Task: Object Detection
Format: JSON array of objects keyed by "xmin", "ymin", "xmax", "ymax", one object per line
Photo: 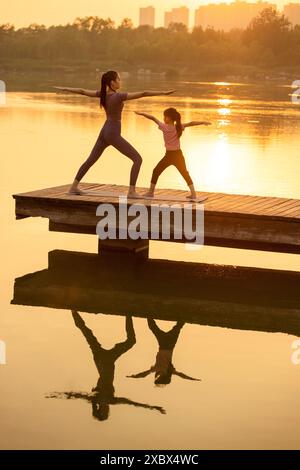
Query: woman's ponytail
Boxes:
[
  {"xmin": 99, "ymin": 70, "xmax": 118, "ymax": 109},
  {"xmin": 100, "ymin": 74, "xmax": 107, "ymax": 109}
]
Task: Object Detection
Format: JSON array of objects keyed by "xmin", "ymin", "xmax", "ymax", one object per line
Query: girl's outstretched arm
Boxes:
[
  {"xmin": 126, "ymin": 366, "xmax": 155, "ymax": 378},
  {"xmin": 173, "ymin": 370, "xmax": 201, "ymax": 381},
  {"xmin": 183, "ymin": 120, "xmax": 212, "ymax": 128},
  {"xmin": 53, "ymin": 86, "xmax": 99, "ymax": 97},
  {"xmin": 125, "ymin": 89, "xmax": 175, "ymax": 101},
  {"xmin": 135, "ymin": 111, "xmax": 160, "ymax": 125}
]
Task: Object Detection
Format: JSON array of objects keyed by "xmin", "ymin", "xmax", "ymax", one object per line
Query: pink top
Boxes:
[{"xmin": 157, "ymin": 121, "xmax": 185, "ymax": 151}]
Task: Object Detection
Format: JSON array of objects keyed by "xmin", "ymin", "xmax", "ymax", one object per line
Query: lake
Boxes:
[{"xmin": 0, "ymin": 80, "xmax": 300, "ymax": 449}]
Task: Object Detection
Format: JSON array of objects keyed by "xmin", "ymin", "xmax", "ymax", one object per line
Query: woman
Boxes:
[
  {"xmin": 48, "ymin": 312, "xmax": 165, "ymax": 421},
  {"xmin": 53, "ymin": 71, "xmax": 175, "ymax": 197}
]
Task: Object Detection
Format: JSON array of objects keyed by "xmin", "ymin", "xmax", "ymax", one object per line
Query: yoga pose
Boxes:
[
  {"xmin": 127, "ymin": 319, "xmax": 200, "ymax": 386},
  {"xmin": 136, "ymin": 108, "xmax": 211, "ymax": 200},
  {"xmin": 48, "ymin": 312, "xmax": 165, "ymax": 421},
  {"xmin": 53, "ymin": 71, "xmax": 174, "ymax": 197}
]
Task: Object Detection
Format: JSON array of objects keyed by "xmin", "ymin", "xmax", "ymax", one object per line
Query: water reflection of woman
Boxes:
[
  {"xmin": 127, "ymin": 319, "xmax": 200, "ymax": 386},
  {"xmin": 48, "ymin": 311, "xmax": 165, "ymax": 420}
]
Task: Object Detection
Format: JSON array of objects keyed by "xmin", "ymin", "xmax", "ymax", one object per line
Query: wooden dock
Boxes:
[{"xmin": 13, "ymin": 183, "xmax": 300, "ymax": 256}]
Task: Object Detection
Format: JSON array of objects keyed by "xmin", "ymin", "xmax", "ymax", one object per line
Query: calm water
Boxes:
[{"xmin": 1, "ymin": 82, "xmax": 300, "ymax": 449}]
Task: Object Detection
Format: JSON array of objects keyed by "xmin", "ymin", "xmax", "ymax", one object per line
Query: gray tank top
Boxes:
[{"xmin": 97, "ymin": 91, "xmax": 128, "ymax": 121}]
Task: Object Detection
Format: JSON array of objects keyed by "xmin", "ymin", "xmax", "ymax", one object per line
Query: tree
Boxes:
[
  {"xmin": 167, "ymin": 22, "xmax": 188, "ymax": 34},
  {"xmin": 119, "ymin": 18, "xmax": 133, "ymax": 29},
  {"xmin": 243, "ymin": 7, "xmax": 291, "ymax": 53},
  {"xmin": 73, "ymin": 16, "xmax": 115, "ymax": 32}
]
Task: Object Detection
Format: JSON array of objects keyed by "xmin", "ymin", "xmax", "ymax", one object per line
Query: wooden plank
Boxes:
[
  {"xmin": 204, "ymin": 203, "xmax": 300, "ymax": 222},
  {"xmin": 214, "ymin": 196, "xmax": 290, "ymax": 214},
  {"xmin": 260, "ymin": 200, "xmax": 300, "ymax": 216},
  {"xmin": 274, "ymin": 206, "xmax": 300, "ymax": 218},
  {"xmin": 252, "ymin": 198, "xmax": 297, "ymax": 215},
  {"xmin": 209, "ymin": 195, "xmax": 263, "ymax": 212},
  {"xmin": 204, "ymin": 197, "xmax": 241, "ymax": 211},
  {"xmin": 14, "ymin": 183, "xmax": 100, "ymax": 200},
  {"xmin": 237, "ymin": 199, "xmax": 292, "ymax": 215},
  {"xmin": 222, "ymin": 196, "xmax": 282, "ymax": 212},
  {"xmin": 56, "ymin": 183, "xmax": 107, "ymax": 200},
  {"xmin": 13, "ymin": 184, "xmax": 70, "ymax": 198},
  {"xmin": 207, "ymin": 194, "xmax": 266, "ymax": 209},
  {"xmin": 202, "ymin": 193, "xmax": 230, "ymax": 203}
]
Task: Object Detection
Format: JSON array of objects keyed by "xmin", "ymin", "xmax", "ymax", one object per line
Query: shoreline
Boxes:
[{"xmin": 1, "ymin": 59, "xmax": 300, "ymax": 91}]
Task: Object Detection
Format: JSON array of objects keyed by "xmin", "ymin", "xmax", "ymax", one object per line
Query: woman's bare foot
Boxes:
[
  {"xmin": 127, "ymin": 190, "xmax": 141, "ymax": 198},
  {"xmin": 186, "ymin": 193, "xmax": 197, "ymax": 200}
]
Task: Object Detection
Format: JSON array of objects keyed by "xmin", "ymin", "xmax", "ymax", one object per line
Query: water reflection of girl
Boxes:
[{"xmin": 127, "ymin": 319, "xmax": 201, "ymax": 386}]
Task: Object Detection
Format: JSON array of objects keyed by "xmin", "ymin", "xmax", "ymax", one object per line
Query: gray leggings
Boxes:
[{"xmin": 75, "ymin": 120, "xmax": 142, "ymax": 186}]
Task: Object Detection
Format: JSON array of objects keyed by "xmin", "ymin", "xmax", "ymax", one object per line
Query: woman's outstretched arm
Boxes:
[
  {"xmin": 135, "ymin": 111, "xmax": 160, "ymax": 125},
  {"xmin": 125, "ymin": 89, "xmax": 175, "ymax": 101},
  {"xmin": 183, "ymin": 120, "xmax": 212, "ymax": 128},
  {"xmin": 53, "ymin": 86, "xmax": 99, "ymax": 97}
]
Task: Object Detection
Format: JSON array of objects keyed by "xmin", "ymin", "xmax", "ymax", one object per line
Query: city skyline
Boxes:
[
  {"xmin": 194, "ymin": 1, "xmax": 278, "ymax": 31},
  {"xmin": 139, "ymin": 1, "xmax": 300, "ymax": 30},
  {"xmin": 139, "ymin": 6, "xmax": 155, "ymax": 27},
  {"xmin": 164, "ymin": 6, "xmax": 189, "ymax": 28},
  {"xmin": 1, "ymin": 0, "xmax": 299, "ymax": 29}
]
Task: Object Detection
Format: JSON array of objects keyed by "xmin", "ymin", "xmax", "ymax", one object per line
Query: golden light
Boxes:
[
  {"xmin": 218, "ymin": 108, "xmax": 231, "ymax": 116},
  {"xmin": 213, "ymin": 81, "xmax": 231, "ymax": 86},
  {"xmin": 218, "ymin": 119, "xmax": 231, "ymax": 126},
  {"xmin": 205, "ymin": 133, "xmax": 232, "ymax": 187},
  {"xmin": 218, "ymin": 98, "xmax": 232, "ymax": 106}
]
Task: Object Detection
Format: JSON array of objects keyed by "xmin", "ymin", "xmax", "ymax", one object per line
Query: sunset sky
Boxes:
[{"xmin": 2, "ymin": 0, "xmax": 288, "ymax": 29}]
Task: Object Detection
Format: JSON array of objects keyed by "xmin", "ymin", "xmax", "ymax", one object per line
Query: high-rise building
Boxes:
[
  {"xmin": 284, "ymin": 3, "xmax": 300, "ymax": 26},
  {"xmin": 139, "ymin": 6, "xmax": 155, "ymax": 27},
  {"xmin": 164, "ymin": 11, "xmax": 173, "ymax": 28},
  {"xmin": 164, "ymin": 6, "xmax": 189, "ymax": 28},
  {"xmin": 194, "ymin": 1, "xmax": 277, "ymax": 31}
]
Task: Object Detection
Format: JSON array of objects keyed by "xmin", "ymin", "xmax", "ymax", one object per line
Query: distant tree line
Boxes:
[{"xmin": 0, "ymin": 8, "xmax": 299, "ymax": 67}]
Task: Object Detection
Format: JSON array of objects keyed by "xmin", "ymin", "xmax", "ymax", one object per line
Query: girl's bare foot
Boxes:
[
  {"xmin": 143, "ymin": 191, "xmax": 154, "ymax": 198},
  {"xmin": 68, "ymin": 188, "xmax": 84, "ymax": 195},
  {"xmin": 186, "ymin": 193, "xmax": 197, "ymax": 200}
]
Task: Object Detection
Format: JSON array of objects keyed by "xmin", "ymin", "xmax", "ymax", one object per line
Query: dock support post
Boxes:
[{"xmin": 98, "ymin": 238, "xmax": 149, "ymax": 259}]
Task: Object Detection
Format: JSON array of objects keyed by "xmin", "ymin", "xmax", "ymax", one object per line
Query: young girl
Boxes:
[
  {"xmin": 135, "ymin": 108, "xmax": 211, "ymax": 200},
  {"xmin": 127, "ymin": 319, "xmax": 200, "ymax": 386}
]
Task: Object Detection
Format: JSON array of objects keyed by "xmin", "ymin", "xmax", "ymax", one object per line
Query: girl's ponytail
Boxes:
[
  {"xmin": 175, "ymin": 110, "xmax": 182, "ymax": 138},
  {"xmin": 164, "ymin": 107, "xmax": 183, "ymax": 138}
]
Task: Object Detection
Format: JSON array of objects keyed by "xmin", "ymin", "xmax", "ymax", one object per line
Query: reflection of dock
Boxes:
[
  {"xmin": 12, "ymin": 250, "xmax": 300, "ymax": 336},
  {"xmin": 13, "ymin": 183, "xmax": 300, "ymax": 256}
]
